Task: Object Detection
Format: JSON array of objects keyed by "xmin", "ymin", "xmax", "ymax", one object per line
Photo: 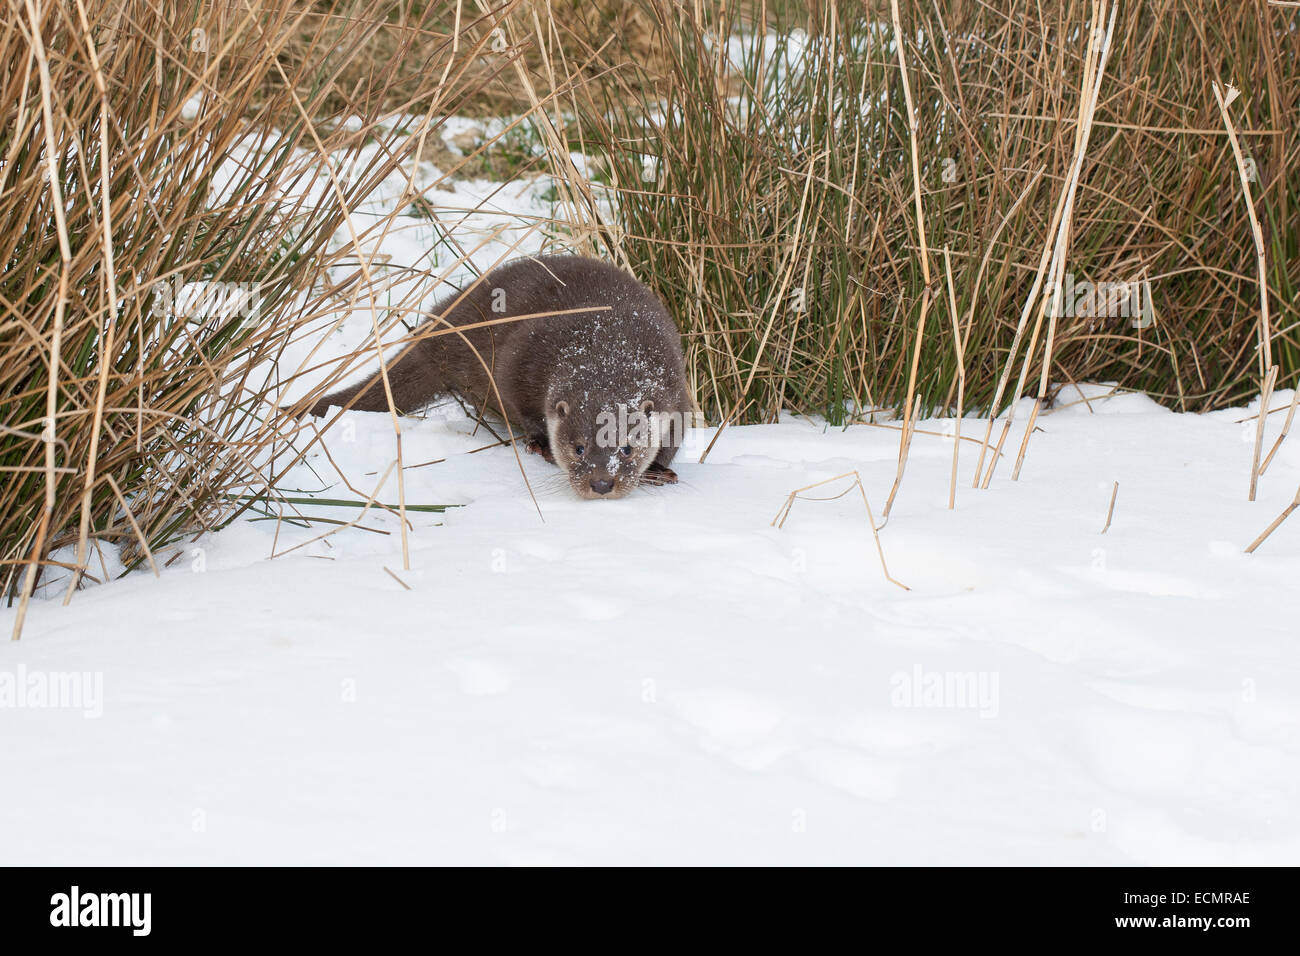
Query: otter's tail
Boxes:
[{"xmin": 308, "ymin": 340, "xmax": 442, "ymax": 417}]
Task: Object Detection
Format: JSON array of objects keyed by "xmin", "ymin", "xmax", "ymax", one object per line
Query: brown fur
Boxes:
[{"xmin": 310, "ymin": 255, "xmax": 691, "ymax": 499}]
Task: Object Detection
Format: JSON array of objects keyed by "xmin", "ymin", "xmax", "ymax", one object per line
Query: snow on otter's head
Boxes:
[
  {"xmin": 545, "ymin": 395, "xmax": 664, "ymax": 500},
  {"xmin": 542, "ymin": 344, "xmax": 677, "ymax": 499}
]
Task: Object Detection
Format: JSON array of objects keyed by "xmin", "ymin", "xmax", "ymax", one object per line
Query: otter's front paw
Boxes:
[
  {"xmin": 525, "ymin": 436, "xmax": 555, "ymax": 464},
  {"xmin": 641, "ymin": 463, "xmax": 678, "ymax": 486}
]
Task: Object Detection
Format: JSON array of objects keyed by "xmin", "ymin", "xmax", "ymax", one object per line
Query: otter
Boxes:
[{"xmin": 308, "ymin": 255, "xmax": 691, "ymax": 500}]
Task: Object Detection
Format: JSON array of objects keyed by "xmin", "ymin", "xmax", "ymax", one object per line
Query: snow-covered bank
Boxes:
[{"xmin": 3, "ymin": 386, "xmax": 1298, "ymax": 864}]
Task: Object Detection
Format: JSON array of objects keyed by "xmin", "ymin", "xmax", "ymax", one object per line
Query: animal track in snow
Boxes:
[
  {"xmin": 446, "ymin": 658, "xmax": 512, "ymax": 696},
  {"xmin": 670, "ymin": 688, "xmax": 789, "ymax": 770},
  {"xmin": 799, "ymin": 746, "xmax": 900, "ymax": 801}
]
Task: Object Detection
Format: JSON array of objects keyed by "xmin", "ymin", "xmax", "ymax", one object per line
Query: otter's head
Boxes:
[{"xmin": 546, "ymin": 397, "xmax": 664, "ymax": 500}]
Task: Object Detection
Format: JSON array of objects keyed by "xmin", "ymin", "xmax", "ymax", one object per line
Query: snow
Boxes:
[
  {"xmin": 3, "ymin": 121, "xmax": 1298, "ymax": 865},
  {"xmin": 4, "ymin": 381, "xmax": 1298, "ymax": 864}
]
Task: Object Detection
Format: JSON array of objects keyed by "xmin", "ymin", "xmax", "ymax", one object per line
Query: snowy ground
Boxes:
[
  {"xmin": 3, "ymin": 116, "xmax": 1299, "ymax": 865},
  {"xmin": 3, "ymin": 382, "xmax": 1299, "ymax": 864}
]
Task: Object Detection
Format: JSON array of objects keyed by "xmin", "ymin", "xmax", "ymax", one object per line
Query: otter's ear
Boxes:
[
  {"xmin": 554, "ymin": 400, "xmax": 569, "ymax": 418},
  {"xmin": 640, "ymin": 399, "xmax": 655, "ymax": 416}
]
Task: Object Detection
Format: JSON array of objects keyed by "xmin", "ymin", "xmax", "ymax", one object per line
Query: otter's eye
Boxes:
[
  {"xmin": 619, "ymin": 445, "xmax": 632, "ymax": 457},
  {"xmin": 574, "ymin": 444, "xmax": 586, "ymax": 458}
]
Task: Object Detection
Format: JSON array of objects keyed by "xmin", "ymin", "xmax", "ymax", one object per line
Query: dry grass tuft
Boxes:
[
  {"xmin": 545, "ymin": 0, "xmax": 1300, "ymax": 434},
  {"xmin": 1, "ymin": 0, "xmax": 538, "ymax": 635}
]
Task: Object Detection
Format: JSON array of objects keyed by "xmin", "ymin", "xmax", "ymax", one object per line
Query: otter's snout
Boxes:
[{"xmin": 589, "ymin": 477, "xmax": 615, "ymax": 496}]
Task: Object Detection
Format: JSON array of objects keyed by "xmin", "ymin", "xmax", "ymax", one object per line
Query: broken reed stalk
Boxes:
[
  {"xmin": 771, "ymin": 471, "xmax": 909, "ymax": 591},
  {"xmin": 383, "ymin": 566, "xmax": 412, "ymax": 590},
  {"xmin": 882, "ymin": 0, "xmax": 932, "ymax": 519},
  {"xmin": 883, "ymin": 296, "xmax": 931, "ymax": 517},
  {"xmin": 1100, "ymin": 480, "xmax": 1119, "ymax": 533},
  {"xmin": 1010, "ymin": 0, "xmax": 1117, "ymax": 482},
  {"xmin": 943, "ymin": 247, "xmax": 964, "ymax": 510},
  {"xmin": 1212, "ymin": 80, "xmax": 1277, "ymax": 500},
  {"xmin": 1245, "ymin": 482, "xmax": 1300, "ymax": 553},
  {"xmin": 1250, "ymin": 365, "xmax": 1279, "ymax": 500},
  {"xmin": 1259, "ymin": 384, "xmax": 1300, "ymax": 474}
]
